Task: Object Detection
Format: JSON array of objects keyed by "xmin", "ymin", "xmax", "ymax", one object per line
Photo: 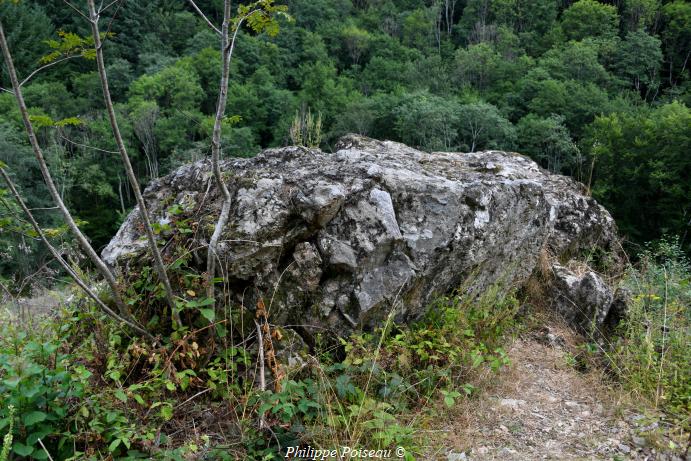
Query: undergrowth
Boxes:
[
  {"xmin": 0, "ymin": 280, "xmax": 521, "ymax": 460},
  {"xmin": 607, "ymin": 238, "xmax": 690, "ymax": 432}
]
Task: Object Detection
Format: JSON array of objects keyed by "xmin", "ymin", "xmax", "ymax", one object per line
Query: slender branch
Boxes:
[
  {"xmin": 186, "ymin": 0, "xmax": 222, "ymax": 36},
  {"xmin": 62, "ymin": 0, "xmax": 91, "ymax": 22},
  {"xmin": 85, "ymin": 0, "xmax": 180, "ymax": 327},
  {"xmin": 99, "ymin": 0, "xmax": 121, "ymax": 13},
  {"xmin": 1, "ymin": 168, "xmax": 153, "ymax": 340},
  {"xmin": 0, "ymin": 87, "xmax": 12, "ymax": 94},
  {"xmin": 0, "ymin": 17, "xmax": 133, "ymax": 318},
  {"xmin": 37, "ymin": 439, "xmax": 54, "ymax": 461},
  {"xmin": 19, "ymin": 55, "xmax": 80, "ymax": 88},
  {"xmin": 206, "ymin": 0, "xmax": 234, "ymax": 304},
  {"xmin": 59, "ymin": 135, "xmax": 119, "ymax": 154},
  {"xmin": 254, "ymin": 319, "xmax": 267, "ymax": 430}
]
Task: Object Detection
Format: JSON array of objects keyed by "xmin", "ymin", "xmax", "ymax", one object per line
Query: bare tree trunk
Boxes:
[
  {"xmin": 133, "ymin": 105, "xmax": 160, "ymax": 180},
  {"xmin": 85, "ymin": 0, "xmax": 180, "ymax": 327},
  {"xmin": 0, "ymin": 168, "xmax": 153, "ymax": 340},
  {"xmin": 0, "ymin": 18, "xmax": 133, "ymax": 319},
  {"xmin": 206, "ymin": 0, "xmax": 235, "ymax": 306},
  {"xmin": 117, "ymin": 174, "xmax": 126, "ymax": 214}
]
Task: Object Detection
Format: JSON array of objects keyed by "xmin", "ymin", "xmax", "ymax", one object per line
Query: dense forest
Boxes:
[{"xmin": 0, "ymin": 0, "xmax": 689, "ymax": 280}]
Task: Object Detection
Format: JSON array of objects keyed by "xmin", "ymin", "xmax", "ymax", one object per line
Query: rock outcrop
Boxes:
[{"xmin": 103, "ymin": 135, "xmax": 622, "ymax": 335}]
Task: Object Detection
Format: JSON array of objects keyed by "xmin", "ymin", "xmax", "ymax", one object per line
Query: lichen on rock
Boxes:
[{"xmin": 103, "ymin": 135, "xmax": 622, "ymax": 336}]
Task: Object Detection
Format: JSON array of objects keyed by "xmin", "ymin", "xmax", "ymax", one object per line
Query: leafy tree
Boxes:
[
  {"xmin": 456, "ymin": 101, "xmax": 516, "ymax": 152},
  {"xmin": 660, "ymin": 1, "xmax": 691, "ymax": 86},
  {"xmin": 402, "ymin": 8, "xmax": 436, "ymax": 50},
  {"xmin": 457, "ymin": 0, "xmax": 494, "ymax": 45},
  {"xmin": 341, "ymin": 24, "xmax": 371, "ymax": 66},
  {"xmin": 622, "ymin": 0, "xmax": 660, "ymax": 32},
  {"xmin": 587, "ymin": 102, "xmax": 691, "ymax": 250},
  {"xmin": 539, "ymin": 40, "xmax": 610, "ymax": 86},
  {"xmin": 560, "ymin": 0, "xmax": 619, "ymax": 42},
  {"xmin": 128, "ymin": 62, "xmax": 204, "ymax": 113},
  {"xmin": 517, "ymin": 114, "xmax": 581, "ymax": 174},
  {"xmin": 454, "ymin": 43, "xmax": 503, "ymax": 92},
  {"xmin": 394, "ymin": 91, "xmax": 461, "ymax": 151},
  {"xmin": 0, "ymin": 1, "xmax": 54, "ymax": 86},
  {"xmin": 493, "ymin": 0, "xmax": 557, "ymax": 37},
  {"xmin": 517, "ymin": 71, "xmax": 611, "ymax": 135},
  {"xmin": 612, "ymin": 30, "xmax": 662, "ymax": 97}
]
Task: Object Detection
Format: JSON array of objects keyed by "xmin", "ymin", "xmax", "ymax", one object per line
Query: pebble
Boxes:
[
  {"xmin": 617, "ymin": 443, "xmax": 631, "ymax": 454},
  {"xmin": 500, "ymin": 398, "xmax": 526, "ymax": 407},
  {"xmin": 633, "ymin": 436, "xmax": 647, "ymax": 448}
]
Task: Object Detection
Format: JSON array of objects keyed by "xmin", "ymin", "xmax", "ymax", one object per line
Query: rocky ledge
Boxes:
[{"xmin": 103, "ymin": 135, "xmax": 623, "ymax": 335}]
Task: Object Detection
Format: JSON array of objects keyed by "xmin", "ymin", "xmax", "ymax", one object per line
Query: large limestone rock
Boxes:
[{"xmin": 103, "ymin": 135, "xmax": 621, "ymax": 334}]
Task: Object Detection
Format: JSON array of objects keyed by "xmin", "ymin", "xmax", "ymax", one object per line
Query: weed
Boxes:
[{"xmin": 608, "ymin": 237, "xmax": 690, "ymax": 430}]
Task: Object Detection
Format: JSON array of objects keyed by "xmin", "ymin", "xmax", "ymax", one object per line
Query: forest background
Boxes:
[{"xmin": 0, "ymin": 0, "xmax": 689, "ymax": 283}]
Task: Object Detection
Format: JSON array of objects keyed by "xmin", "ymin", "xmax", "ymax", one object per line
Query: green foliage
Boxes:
[
  {"xmin": 41, "ymin": 30, "xmax": 100, "ymax": 63},
  {"xmin": 0, "ymin": 321, "xmax": 88, "ymax": 460},
  {"xmin": 587, "ymin": 102, "xmax": 691, "ymax": 251},
  {"xmin": 393, "ymin": 91, "xmax": 460, "ymax": 151},
  {"xmin": 608, "ymin": 238, "xmax": 691, "ymax": 427},
  {"xmin": 517, "ymin": 114, "xmax": 580, "ymax": 175},
  {"xmin": 560, "ymin": 0, "xmax": 619, "ymax": 42},
  {"xmin": 612, "ymin": 31, "xmax": 662, "ymax": 96},
  {"xmin": 1, "ymin": 0, "xmax": 688, "ymax": 265}
]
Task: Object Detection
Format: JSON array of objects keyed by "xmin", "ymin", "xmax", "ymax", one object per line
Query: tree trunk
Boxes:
[
  {"xmin": 0, "ymin": 168, "xmax": 152, "ymax": 340},
  {"xmin": 206, "ymin": 0, "xmax": 235, "ymax": 305},
  {"xmin": 0, "ymin": 18, "xmax": 132, "ymax": 319},
  {"xmin": 85, "ymin": 0, "xmax": 180, "ymax": 326}
]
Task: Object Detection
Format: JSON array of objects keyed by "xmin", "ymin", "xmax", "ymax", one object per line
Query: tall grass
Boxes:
[{"xmin": 609, "ymin": 238, "xmax": 690, "ymax": 428}]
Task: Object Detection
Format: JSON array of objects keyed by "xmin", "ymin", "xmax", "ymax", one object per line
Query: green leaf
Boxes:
[
  {"xmin": 32, "ymin": 448, "xmax": 49, "ymax": 460},
  {"xmin": 23, "ymin": 411, "xmax": 48, "ymax": 426},
  {"xmin": 13, "ymin": 442, "xmax": 34, "ymax": 457},
  {"xmin": 27, "ymin": 428, "xmax": 53, "ymax": 445},
  {"xmin": 3, "ymin": 376, "xmax": 21, "ymax": 389},
  {"xmin": 114, "ymin": 389, "xmax": 127, "ymax": 402},
  {"xmin": 160, "ymin": 404, "xmax": 173, "ymax": 421},
  {"xmin": 199, "ymin": 308, "xmax": 215, "ymax": 323},
  {"xmin": 108, "ymin": 438, "xmax": 121, "ymax": 452}
]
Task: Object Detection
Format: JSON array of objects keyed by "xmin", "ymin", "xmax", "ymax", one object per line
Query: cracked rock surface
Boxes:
[{"xmin": 103, "ymin": 135, "xmax": 620, "ymax": 333}]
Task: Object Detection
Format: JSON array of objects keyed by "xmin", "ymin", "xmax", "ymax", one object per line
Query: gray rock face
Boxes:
[
  {"xmin": 103, "ymin": 135, "xmax": 620, "ymax": 333},
  {"xmin": 550, "ymin": 264, "xmax": 615, "ymax": 331}
]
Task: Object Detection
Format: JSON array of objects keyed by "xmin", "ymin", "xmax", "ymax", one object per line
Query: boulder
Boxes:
[
  {"xmin": 103, "ymin": 135, "xmax": 621, "ymax": 335},
  {"xmin": 549, "ymin": 264, "xmax": 615, "ymax": 332}
]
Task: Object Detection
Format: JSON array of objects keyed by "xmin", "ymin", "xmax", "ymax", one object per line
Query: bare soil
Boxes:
[{"xmin": 426, "ymin": 323, "xmax": 689, "ymax": 461}]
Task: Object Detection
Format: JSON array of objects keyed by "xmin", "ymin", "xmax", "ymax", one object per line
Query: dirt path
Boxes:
[{"xmin": 432, "ymin": 324, "xmax": 688, "ymax": 461}]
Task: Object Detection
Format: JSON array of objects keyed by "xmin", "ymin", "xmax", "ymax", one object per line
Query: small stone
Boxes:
[
  {"xmin": 617, "ymin": 444, "xmax": 631, "ymax": 454},
  {"xmin": 500, "ymin": 398, "xmax": 526, "ymax": 408},
  {"xmin": 447, "ymin": 452, "xmax": 467, "ymax": 461},
  {"xmin": 632, "ymin": 436, "xmax": 647, "ymax": 448}
]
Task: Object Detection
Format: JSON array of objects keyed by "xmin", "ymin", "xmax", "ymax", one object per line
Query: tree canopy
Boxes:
[{"xmin": 0, "ymin": 0, "xmax": 689, "ymax": 280}]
